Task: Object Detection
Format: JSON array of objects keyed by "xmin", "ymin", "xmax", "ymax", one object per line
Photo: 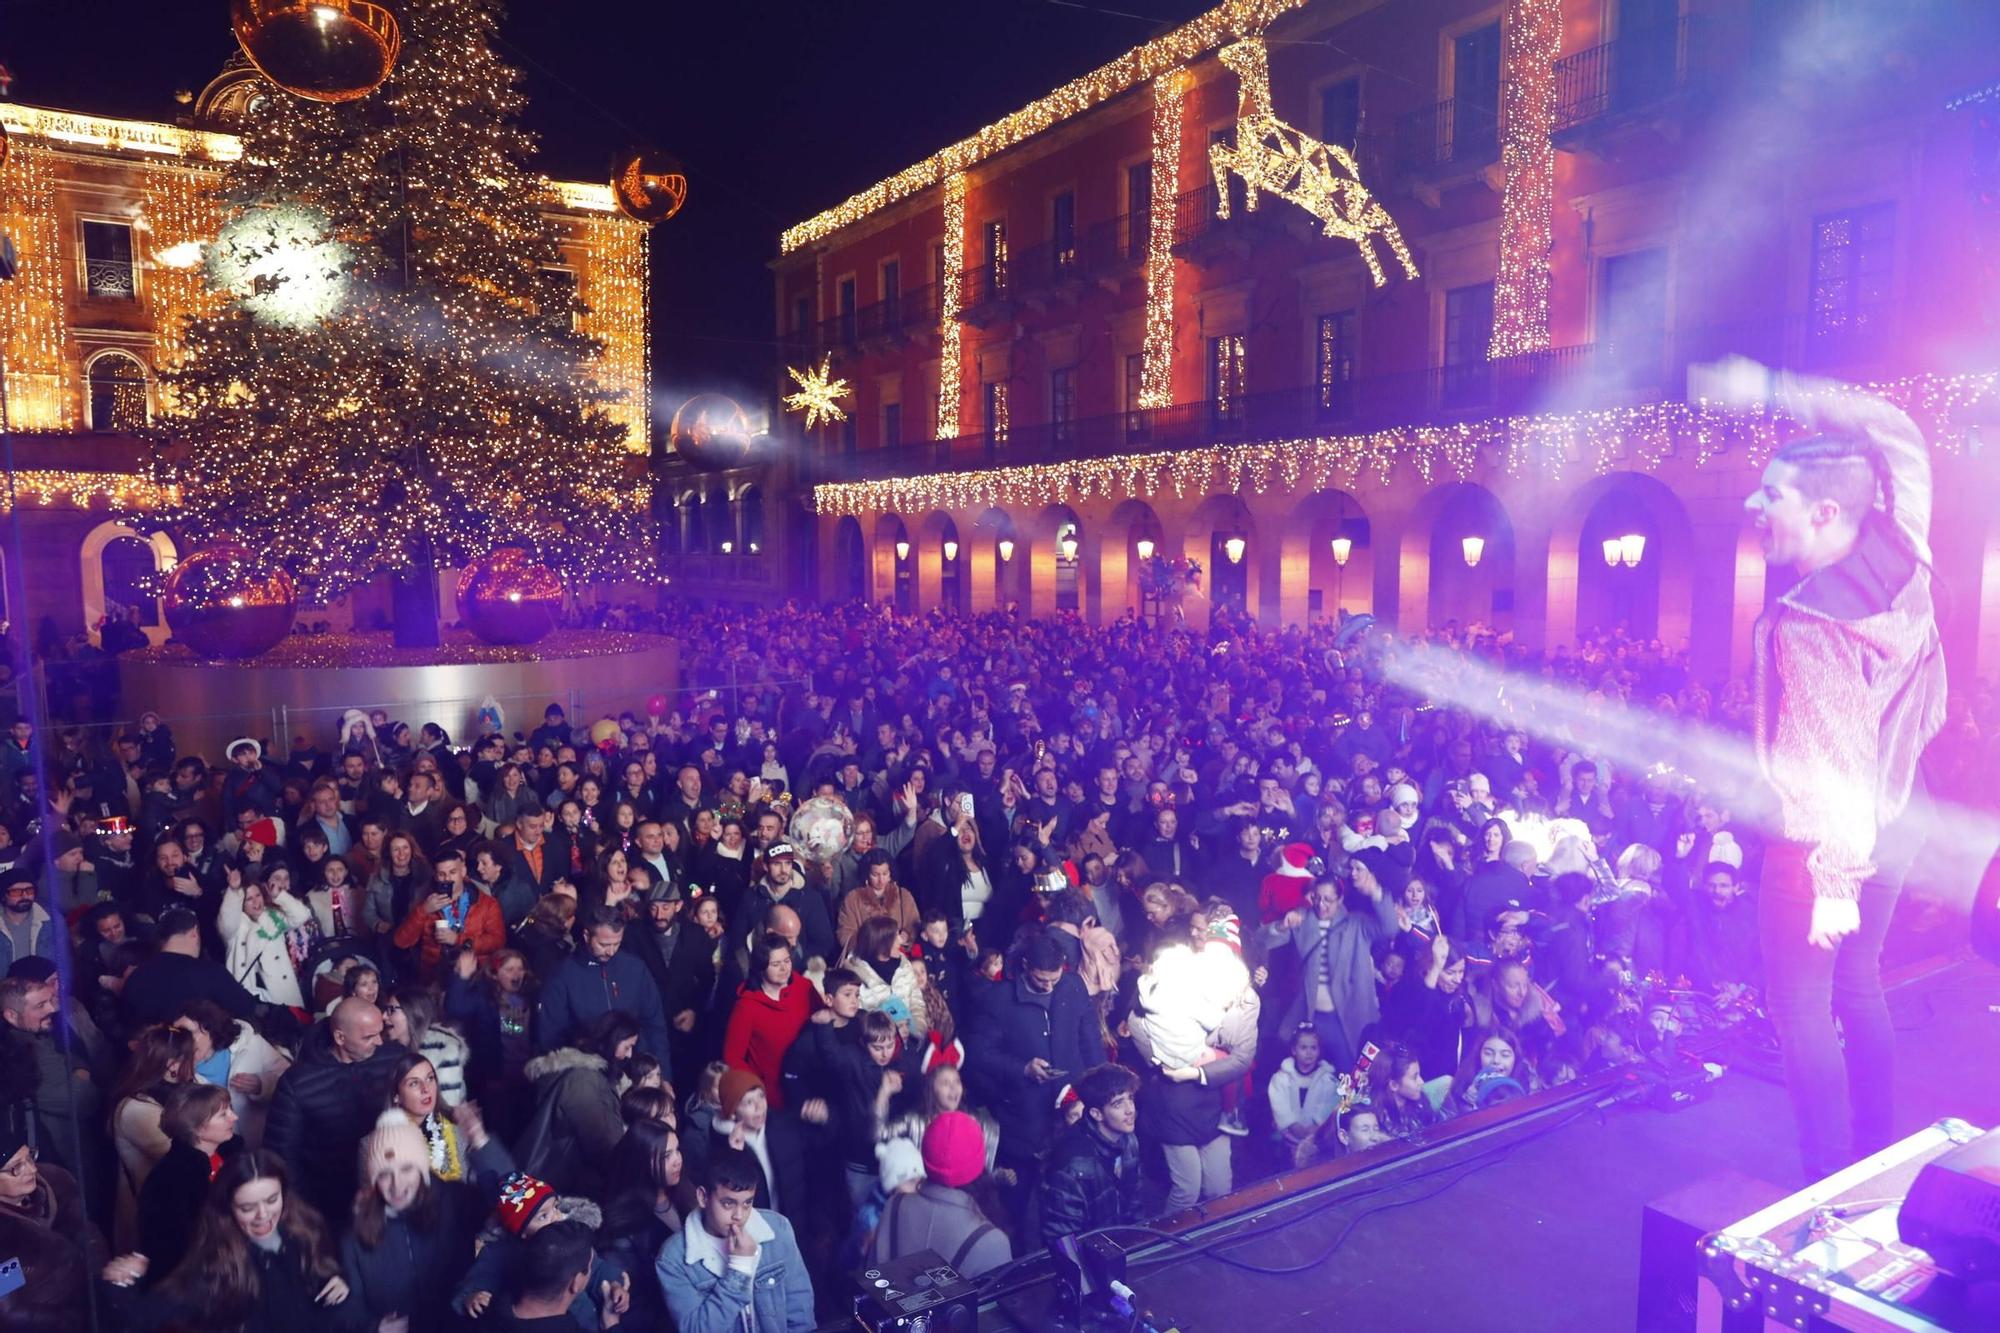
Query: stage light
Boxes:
[
  {"xmin": 1223, "ymin": 535, "xmax": 1246, "ymax": 564},
  {"xmin": 943, "ymin": 539, "xmax": 958, "ymax": 561},
  {"xmin": 1136, "ymin": 538, "xmax": 1156, "ymax": 560},
  {"xmin": 1462, "ymin": 535, "xmax": 1485, "ymax": 568},
  {"xmin": 998, "ymin": 538, "xmax": 1015, "ymax": 562},
  {"xmin": 895, "ymin": 539, "xmax": 911, "ymax": 561},
  {"xmin": 1331, "ymin": 535, "xmax": 1352, "ymax": 567}
]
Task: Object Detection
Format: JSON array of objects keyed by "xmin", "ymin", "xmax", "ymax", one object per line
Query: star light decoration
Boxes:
[{"xmin": 782, "ymin": 354, "xmax": 851, "ymax": 430}]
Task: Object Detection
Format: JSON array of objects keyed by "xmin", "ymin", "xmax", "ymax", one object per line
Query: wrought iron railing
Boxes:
[
  {"xmin": 1554, "ymin": 16, "xmax": 1700, "ymax": 132},
  {"xmin": 1394, "ymin": 97, "xmax": 1501, "ymax": 174}
]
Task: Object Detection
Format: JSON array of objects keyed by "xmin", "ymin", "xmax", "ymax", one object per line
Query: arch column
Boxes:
[
  {"xmin": 1686, "ymin": 513, "xmax": 1744, "ymax": 681},
  {"xmin": 1094, "ymin": 536, "xmax": 1127, "ymax": 625},
  {"xmin": 1518, "ymin": 515, "xmax": 1563, "ymax": 652},
  {"xmin": 967, "ymin": 534, "xmax": 998, "ymax": 614}
]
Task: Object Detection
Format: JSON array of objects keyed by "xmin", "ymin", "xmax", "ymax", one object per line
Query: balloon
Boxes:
[
  {"xmin": 589, "ymin": 719, "xmax": 620, "ymax": 746},
  {"xmin": 788, "ymin": 796, "xmax": 856, "ymax": 863},
  {"xmin": 646, "ymin": 693, "xmax": 668, "ymax": 717}
]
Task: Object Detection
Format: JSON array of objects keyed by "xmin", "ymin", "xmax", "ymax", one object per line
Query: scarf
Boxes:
[{"xmin": 421, "ymin": 1112, "xmax": 465, "ymax": 1181}]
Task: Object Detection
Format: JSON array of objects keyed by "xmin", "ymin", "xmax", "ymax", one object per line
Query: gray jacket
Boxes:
[
  {"xmin": 876, "ymin": 1182, "xmax": 1012, "ymax": 1278},
  {"xmin": 1265, "ymin": 891, "xmax": 1398, "ymax": 1043}
]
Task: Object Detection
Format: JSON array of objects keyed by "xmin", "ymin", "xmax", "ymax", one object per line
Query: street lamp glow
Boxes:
[
  {"xmin": 1060, "ymin": 534, "xmax": 1079, "ymax": 561},
  {"xmin": 1620, "ymin": 533, "xmax": 1646, "ymax": 567},
  {"xmin": 997, "ymin": 538, "xmax": 1015, "ymax": 562},
  {"xmin": 1223, "ymin": 535, "xmax": 1246, "ymax": 565},
  {"xmin": 1135, "ymin": 538, "xmax": 1156, "ymax": 560},
  {"xmin": 894, "ymin": 539, "xmax": 910, "ymax": 561},
  {"xmin": 1461, "ymin": 535, "xmax": 1485, "ymax": 568},
  {"xmin": 943, "ymin": 539, "xmax": 959, "ymax": 561},
  {"xmin": 1330, "ymin": 536, "xmax": 1352, "ymax": 567}
]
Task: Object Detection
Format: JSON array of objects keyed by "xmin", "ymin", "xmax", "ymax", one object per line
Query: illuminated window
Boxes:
[
  {"xmin": 1319, "ymin": 77, "xmax": 1361, "ymax": 150},
  {"xmin": 1051, "ymin": 192, "xmax": 1077, "ymax": 273},
  {"xmin": 1208, "ymin": 334, "xmax": 1246, "ymax": 430},
  {"xmin": 983, "ymin": 220, "xmax": 1008, "ymax": 293},
  {"xmin": 86, "ymin": 351, "xmax": 149, "ymax": 432},
  {"xmin": 1810, "ymin": 203, "xmax": 1894, "ymax": 336},
  {"xmin": 82, "ymin": 220, "xmax": 137, "ymax": 300},
  {"xmin": 983, "ymin": 381, "xmax": 1009, "ymax": 446},
  {"xmin": 1124, "ymin": 352, "xmax": 1149, "ymax": 440},
  {"xmin": 1317, "ymin": 311, "xmax": 1355, "ymax": 416}
]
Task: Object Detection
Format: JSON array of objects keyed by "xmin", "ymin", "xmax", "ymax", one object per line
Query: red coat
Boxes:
[
  {"xmin": 393, "ymin": 889, "xmax": 505, "ymax": 979},
  {"xmin": 722, "ymin": 975, "xmax": 818, "ymax": 1109}
]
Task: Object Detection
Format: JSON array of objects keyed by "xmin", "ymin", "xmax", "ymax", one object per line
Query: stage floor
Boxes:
[{"xmin": 985, "ymin": 953, "xmax": 2000, "ymax": 1333}]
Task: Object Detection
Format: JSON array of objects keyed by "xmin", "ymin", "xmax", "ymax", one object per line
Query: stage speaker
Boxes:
[{"xmin": 1638, "ymin": 1170, "xmax": 1786, "ymax": 1332}]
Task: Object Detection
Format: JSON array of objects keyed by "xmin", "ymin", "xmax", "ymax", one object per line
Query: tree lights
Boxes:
[
  {"xmin": 937, "ymin": 173, "xmax": 966, "ymax": 441},
  {"xmin": 1140, "ymin": 69, "xmax": 1187, "ymax": 410},
  {"xmin": 1488, "ymin": 0, "xmax": 1561, "ymax": 359}
]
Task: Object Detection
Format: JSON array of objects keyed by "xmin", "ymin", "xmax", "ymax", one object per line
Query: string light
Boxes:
[
  {"xmin": 140, "ymin": 161, "xmax": 228, "ymax": 381},
  {"xmin": 0, "ymin": 143, "xmax": 76, "ymax": 429},
  {"xmin": 127, "ymin": 626, "xmax": 661, "ymax": 669},
  {"xmin": 937, "ymin": 172, "xmax": 966, "ymax": 440},
  {"xmin": 1140, "ymin": 69, "xmax": 1186, "ymax": 409},
  {"xmin": 577, "ymin": 215, "xmax": 651, "ymax": 452},
  {"xmin": 1210, "ymin": 38, "xmax": 1416, "ymax": 286},
  {"xmin": 783, "ymin": 354, "xmax": 851, "ymax": 429},
  {"xmin": 0, "ymin": 103, "xmax": 240, "ymax": 162},
  {"xmin": 1488, "ymin": 0, "xmax": 1561, "ymax": 358},
  {"xmin": 777, "ymin": 0, "xmax": 1305, "ymax": 254},
  {"xmin": 0, "ymin": 471, "xmax": 177, "ymax": 512},
  {"xmin": 810, "ymin": 369, "xmax": 1999, "ymax": 516}
]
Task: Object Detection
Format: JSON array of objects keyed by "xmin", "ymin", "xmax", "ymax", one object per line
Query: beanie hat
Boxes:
[
  {"xmin": 495, "ymin": 1171, "xmax": 557, "ymax": 1235},
  {"xmin": 1203, "ymin": 909, "xmax": 1243, "ymax": 954},
  {"xmin": 363, "ymin": 1111, "xmax": 431, "ymax": 1187},
  {"xmin": 1709, "ymin": 831, "xmax": 1744, "ymax": 870},
  {"xmin": 876, "ymin": 1135, "xmax": 925, "ymax": 1193},
  {"xmin": 718, "ymin": 1067, "xmax": 765, "ymax": 1120},
  {"xmin": 922, "ymin": 1111, "xmax": 987, "ymax": 1189},
  {"xmin": 1387, "ymin": 783, "xmax": 1422, "ymax": 809}
]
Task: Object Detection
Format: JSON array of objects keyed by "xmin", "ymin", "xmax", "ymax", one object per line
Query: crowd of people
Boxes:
[{"xmin": 0, "ymin": 595, "xmax": 1981, "ymax": 1331}]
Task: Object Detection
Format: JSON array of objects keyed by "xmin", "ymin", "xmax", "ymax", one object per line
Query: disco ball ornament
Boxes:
[
  {"xmin": 668, "ymin": 394, "xmax": 754, "ymax": 472},
  {"xmin": 788, "ymin": 795, "xmax": 856, "ymax": 864},
  {"xmin": 455, "ymin": 546, "xmax": 562, "ymax": 646},
  {"xmin": 231, "ymin": 0, "xmax": 402, "ymax": 104},
  {"xmin": 209, "ymin": 204, "xmax": 353, "ymax": 329},
  {"xmin": 610, "ymin": 149, "xmax": 688, "ymax": 225},
  {"xmin": 163, "ymin": 546, "xmax": 297, "ymax": 661}
]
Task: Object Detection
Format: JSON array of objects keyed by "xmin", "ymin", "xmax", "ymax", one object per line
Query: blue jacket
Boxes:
[
  {"xmin": 0, "ymin": 905, "xmax": 57, "ymax": 974},
  {"xmin": 962, "ymin": 970, "xmax": 1101, "ymax": 1161},
  {"xmin": 657, "ymin": 1208, "xmax": 815, "ymax": 1333},
  {"xmin": 535, "ymin": 945, "xmax": 668, "ymax": 1063}
]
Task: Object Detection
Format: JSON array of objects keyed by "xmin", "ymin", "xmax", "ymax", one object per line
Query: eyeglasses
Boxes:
[{"xmin": 3, "ymin": 1147, "xmax": 39, "ymax": 1178}]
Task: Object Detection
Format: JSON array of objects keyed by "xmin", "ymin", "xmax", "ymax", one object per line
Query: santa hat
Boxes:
[
  {"xmin": 244, "ymin": 817, "xmax": 284, "ymax": 849},
  {"xmin": 1274, "ymin": 843, "xmax": 1315, "ymax": 878},
  {"xmin": 921, "ymin": 1032, "xmax": 965, "ymax": 1073},
  {"xmin": 495, "ymin": 1171, "xmax": 557, "ymax": 1235},
  {"xmin": 1259, "ymin": 843, "xmax": 1319, "ymax": 922},
  {"xmin": 362, "ymin": 1111, "xmax": 431, "ymax": 1188},
  {"xmin": 876, "ymin": 1136, "xmax": 925, "ymax": 1193}
]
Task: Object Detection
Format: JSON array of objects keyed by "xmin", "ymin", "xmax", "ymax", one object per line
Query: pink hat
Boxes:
[{"xmin": 921, "ymin": 1111, "xmax": 986, "ymax": 1189}]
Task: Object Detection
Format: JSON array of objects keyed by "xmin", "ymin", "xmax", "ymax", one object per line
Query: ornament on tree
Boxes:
[
  {"xmin": 668, "ymin": 394, "xmax": 755, "ymax": 472},
  {"xmin": 610, "ymin": 149, "xmax": 688, "ymax": 225},
  {"xmin": 454, "ymin": 545, "xmax": 562, "ymax": 646},
  {"xmin": 231, "ymin": 0, "xmax": 403, "ymax": 103},
  {"xmin": 163, "ymin": 546, "xmax": 298, "ymax": 660}
]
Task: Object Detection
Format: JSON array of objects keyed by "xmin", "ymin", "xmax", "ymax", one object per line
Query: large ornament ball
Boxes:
[
  {"xmin": 455, "ymin": 546, "xmax": 563, "ymax": 646},
  {"xmin": 611, "ymin": 150, "xmax": 688, "ymax": 225},
  {"xmin": 232, "ymin": 0, "xmax": 401, "ymax": 104},
  {"xmin": 589, "ymin": 719, "xmax": 621, "ymax": 747},
  {"xmin": 788, "ymin": 795, "xmax": 857, "ymax": 864},
  {"xmin": 669, "ymin": 394, "xmax": 754, "ymax": 472},
  {"xmin": 163, "ymin": 547, "xmax": 297, "ymax": 661}
]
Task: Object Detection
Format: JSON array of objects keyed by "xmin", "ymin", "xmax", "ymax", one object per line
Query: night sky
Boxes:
[{"xmin": 1, "ymin": 0, "xmax": 1216, "ymax": 408}]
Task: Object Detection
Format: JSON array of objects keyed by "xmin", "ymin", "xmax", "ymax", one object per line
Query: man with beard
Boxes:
[{"xmin": 626, "ymin": 876, "xmax": 711, "ymax": 1083}]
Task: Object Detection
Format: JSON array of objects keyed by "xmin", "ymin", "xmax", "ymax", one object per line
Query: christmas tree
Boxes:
[{"xmin": 156, "ymin": 0, "xmax": 650, "ymax": 646}]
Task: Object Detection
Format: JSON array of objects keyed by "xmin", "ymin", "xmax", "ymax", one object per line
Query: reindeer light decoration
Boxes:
[{"xmin": 1209, "ymin": 36, "xmax": 1419, "ymax": 287}]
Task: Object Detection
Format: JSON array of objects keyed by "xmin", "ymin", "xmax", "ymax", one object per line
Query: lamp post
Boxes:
[{"xmin": 1330, "ymin": 534, "xmax": 1352, "ymax": 619}]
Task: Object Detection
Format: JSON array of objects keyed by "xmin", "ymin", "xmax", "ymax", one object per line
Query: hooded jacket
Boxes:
[
  {"xmin": 721, "ymin": 975, "xmax": 817, "ymax": 1109},
  {"xmin": 1751, "ymin": 373, "xmax": 1945, "ymax": 901},
  {"xmin": 516, "ymin": 1047, "xmax": 624, "ymax": 1198},
  {"xmin": 534, "ymin": 944, "xmax": 668, "ymax": 1064}
]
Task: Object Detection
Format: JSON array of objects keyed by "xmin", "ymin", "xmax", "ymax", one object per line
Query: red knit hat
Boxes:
[
  {"xmin": 922, "ymin": 1111, "xmax": 986, "ymax": 1189},
  {"xmin": 496, "ymin": 1172, "xmax": 556, "ymax": 1235},
  {"xmin": 718, "ymin": 1067, "xmax": 765, "ymax": 1119}
]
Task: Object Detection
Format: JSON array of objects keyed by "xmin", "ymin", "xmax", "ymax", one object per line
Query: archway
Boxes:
[
  {"xmin": 81, "ymin": 520, "xmax": 177, "ymax": 646},
  {"xmin": 1029, "ymin": 504, "xmax": 1085, "ymax": 618},
  {"xmin": 733, "ymin": 484, "xmax": 766, "ymax": 555},
  {"xmin": 872, "ymin": 513, "xmax": 912, "ymax": 608},
  {"xmin": 832, "ymin": 516, "xmax": 866, "ymax": 603},
  {"xmin": 970, "ymin": 508, "xmax": 1020, "ymax": 612},
  {"xmin": 916, "ymin": 511, "xmax": 961, "ymax": 612},
  {"xmin": 1553, "ymin": 472, "xmax": 1696, "ymax": 648},
  {"xmin": 1402, "ymin": 483, "xmax": 1516, "ymax": 633},
  {"xmin": 1283, "ymin": 489, "xmax": 1374, "ymax": 625},
  {"xmin": 1183, "ymin": 494, "xmax": 1260, "ymax": 625},
  {"xmin": 1101, "ymin": 499, "xmax": 1165, "ymax": 622},
  {"xmin": 84, "ymin": 349, "xmax": 149, "ymax": 433}
]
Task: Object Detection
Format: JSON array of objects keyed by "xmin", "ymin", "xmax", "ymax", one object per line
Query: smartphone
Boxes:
[{"xmin": 956, "ymin": 793, "xmax": 976, "ymax": 821}]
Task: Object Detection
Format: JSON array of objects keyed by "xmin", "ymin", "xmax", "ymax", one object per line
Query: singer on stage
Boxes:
[{"xmin": 1699, "ymin": 356, "xmax": 1947, "ymax": 1180}]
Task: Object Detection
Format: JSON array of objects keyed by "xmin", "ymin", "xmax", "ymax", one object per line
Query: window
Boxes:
[
  {"xmin": 1598, "ymin": 248, "xmax": 1668, "ymax": 375},
  {"xmin": 838, "ymin": 277, "xmax": 857, "ymax": 344},
  {"xmin": 87, "ymin": 352, "xmax": 148, "ymax": 432},
  {"xmin": 983, "ymin": 381, "xmax": 1009, "ymax": 446},
  {"xmin": 1051, "ymin": 367, "xmax": 1077, "ymax": 446},
  {"xmin": 101, "ymin": 536, "xmax": 159, "ymax": 626},
  {"xmin": 1126, "ymin": 162, "xmax": 1153, "ymax": 256},
  {"xmin": 1124, "ymin": 352, "xmax": 1149, "ymax": 439},
  {"xmin": 1317, "ymin": 311, "xmax": 1356, "ymax": 416},
  {"xmin": 983, "ymin": 220, "xmax": 1008, "ymax": 293},
  {"xmin": 791, "ymin": 294, "xmax": 811, "ymax": 347},
  {"xmin": 841, "ymin": 413, "xmax": 858, "ymax": 456},
  {"xmin": 1452, "ymin": 23, "xmax": 1502, "ymax": 161},
  {"xmin": 882, "ymin": 402, "xmax": 903, "ymax": 450},
  {"xmin": 1208, "ymin": 333, "xmax": 1246, "ymax": 430},
  {"xmin": 1319, "ymin": 77, "xmax": 1362, "ymax": 151},
  {"xmin": 83, "ymin": 220, "xmax": 137, "ymax": 300},
  {"xmin": 933, "ymin": 242, "xmax": 947, "ymax": 296},
  {"xmin": 1442, "ymin": 282, "xmax": 1495, "ymax": 403},
  {"xmin": 1055, "ymin": 523, "xmax": 1080, "ymax": 611},
  {"xmin": 1810, "ymin": 204, "xmax": 1894, "ymax": 337},
  {"xmin": 880, "ymin": 260, "xmax": 900, "ymax": 327},
  {"xmin": 739, "ymin": 487, "xmax": 765, "ymax": 555},
  {"xmin": 1051, "ymin": 192, "xmax": 1077, "ymax": 274}
]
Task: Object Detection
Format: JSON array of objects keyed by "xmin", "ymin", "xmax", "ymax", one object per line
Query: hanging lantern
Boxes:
[
  {"xmin": 1602, "ymin": 537, "xmax": 1624, "ymax": 568},
  {"xmin": 1223, "ymin": 535, "xmax": 1247, "ymax": 565},
  {"xmin": 456, "ymin": 545, "xmax": 563, "ymax": 645},
  {"xmin": 610, "ymin": 149, "xmax": 689, "ymax": 225},
  {"xmin": 230, "ymin": 1, "xmax": 402, "ymax": 104},
  {"xmin": 943, "ymin": 539, "xmax": 959, "ymax": 562},
  {"xmin": 1135, "ymin": 538, "xmax": 1156, "ymax": 560},
  {"xmin": 1330, "ymin": 536, "xmax": 1353, "ymax": 567},
  {"xmin": 1619, "ymin": 533, "xmax": 1646, "ymax": 567},
  {"xmin": 163, "ymin": 545, "xmax": 297, "ymax": 660},
  {"xmin": 997, "ymin": 538, "xmax": 1016, "ymax": 562},
  {"xmin": 1461, "ymin": 535, "xmax": 1485, "ymax": 568},
  {"xmin": 895, "ymin": 539, "xmax": 912, "ymax": 561},
  {"xmin": 668, "ymin": 394, "xmax": 754, "ymax": 472}
]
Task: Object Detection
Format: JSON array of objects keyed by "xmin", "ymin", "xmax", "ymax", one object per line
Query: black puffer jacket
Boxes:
[
  {"xmin": 1037, "ymin": 1120, "xmax": 1142, "ymax": 1248},
  {"xmin": 262, "ymin": 1024, "xmax": 408, "ymax": 1220}
]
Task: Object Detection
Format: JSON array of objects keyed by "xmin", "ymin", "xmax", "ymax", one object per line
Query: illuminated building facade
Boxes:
[
  {"xmin": 772, "ymin": 0, "xmax": 2000, "ymax": 684},
  {"xmin": 0, "ymin": 59, "xmax": 650, "ymax": 648}
]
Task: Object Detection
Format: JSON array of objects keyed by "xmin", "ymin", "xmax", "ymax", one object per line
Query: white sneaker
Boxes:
[{"xmin": 1218, "ymin": 1110, "xmax": 1249, "ymax": 1137}]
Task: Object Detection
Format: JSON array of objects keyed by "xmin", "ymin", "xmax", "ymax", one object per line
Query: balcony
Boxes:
[
  {"xmin": 1553, "ymin": 17, "xmax": 1704, "ymax": 154},
  {"xmin": 1010, "ymin": 238, "xmax": 1087, "ymax": 309},
  {"xmin": 958, "ymin": 258, "xmax": 1015, "ymax": 328},
  {"xmin": 809, "ymin": 302, "xmax": 1915, "ymax": 485},
  {"xmin": 1394, "ymin": 98, "xmax": 1501, "ymax": 200},
  {"xmin": 1171, "ymin": 181, "xmax": 1274, "ymax": 261},
  {"xmin": 1081, "ymin": 210, "xmax": 1149, "ymax": 287}
]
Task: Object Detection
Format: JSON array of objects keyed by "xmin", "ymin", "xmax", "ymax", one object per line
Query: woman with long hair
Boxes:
[
  {"xmin": 843, "ymin": 914, "xmax": 931, "ymax": 1041},
  {"xmin": 102, "ymin": 1082, "xmax": 243, "ymax": 1287},
  {"xmin": 110, "ymin": 1022, "xmax": 194, "ymax": 1250},
  {"xmin": 1446, "ymin": 1026, "xmax": 1539, "ymax": 1116},
  {"xmin": 220, "ymin": 867, "xmax": 314, "ymax": 1009},
  {"xmin": 379, "ymin": 1050, "xmax": 509, "ymax": 1187},
  {"xmin": 116, "ymin": 1150, "xmax": 350, "ymax": 1331},
  {"xmin": 722, "ymin": 932, "xmax": 819, "ymax": 1108},
  {"xmin": 362, "ymin": 829, "xmax": 432, "ymax": 937},
  {"xmin": 382, "ymin": 987, "xmax": 470, "ymax": 1108},
  {"xmin": 435, "ymin": 802, "xmax": 478, "ymax": 863},
  {"xmin": 339, "ymin": 1113, "xmax": 488, "ymax": 1333},
  {"xmin": 598, "ymin": 1119, "xmax": 685, "ymax": 1328}
]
